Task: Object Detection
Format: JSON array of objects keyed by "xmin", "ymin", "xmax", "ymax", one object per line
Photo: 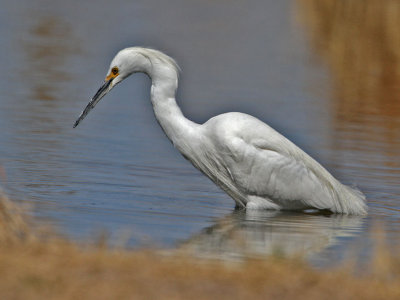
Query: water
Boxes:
[{"xmin": 0, "ymin": 0, "xmax": 399, "ymax": 266}]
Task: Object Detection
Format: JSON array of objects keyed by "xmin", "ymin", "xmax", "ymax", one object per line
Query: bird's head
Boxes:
[{"xmin": 73, "ymin": 48, "xmax": 152, "ymax": 128}]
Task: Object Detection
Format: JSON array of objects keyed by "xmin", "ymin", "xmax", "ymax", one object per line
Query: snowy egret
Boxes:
[{"xmin": 74, "ymin": 47, "xmax": 367, "ymax": 215}]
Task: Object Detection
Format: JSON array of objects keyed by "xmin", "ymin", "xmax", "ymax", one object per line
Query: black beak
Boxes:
[{"xmin": 73, "ymin": 78, "xmax": 113, "ymax": 128}]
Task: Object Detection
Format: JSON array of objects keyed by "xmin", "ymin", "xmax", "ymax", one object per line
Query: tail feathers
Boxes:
[{"xmin": 334, "ymin": 184, "xmax": 367, "ymax": 215}]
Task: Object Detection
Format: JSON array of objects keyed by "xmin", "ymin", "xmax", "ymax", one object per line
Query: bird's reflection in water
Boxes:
[{"xmin": 179, "ymin": 210, "xmax": 365, "ymax": 261}]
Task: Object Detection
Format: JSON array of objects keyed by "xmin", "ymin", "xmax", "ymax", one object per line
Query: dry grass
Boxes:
[{"xmin": 0, "ymin": 192, "xmax": 400, "ymax": 300}]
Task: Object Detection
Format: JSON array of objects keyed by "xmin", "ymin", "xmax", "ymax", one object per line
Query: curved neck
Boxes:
[{"xmin": 146, "ymin": 59, "xmax": 199, "ymax": 153}]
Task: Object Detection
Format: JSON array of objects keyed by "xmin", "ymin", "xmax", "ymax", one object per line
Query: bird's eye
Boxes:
[{"xmin": 112, "ymin": 67, "xmax": 119, "ymax": 75}]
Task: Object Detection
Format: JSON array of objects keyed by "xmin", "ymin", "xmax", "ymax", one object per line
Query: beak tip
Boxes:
[
  {"xmin": 73, "ymin": 118, "xmax": 81, "ymax": 128},
  {"xmin": 73, "ymin": 78, "xmax": 112, "ymax": 129}
]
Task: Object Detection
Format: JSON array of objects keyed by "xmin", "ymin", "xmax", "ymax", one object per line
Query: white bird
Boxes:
[{"xmin": 74, "ymin": 47, "xmax": 367, "ymax": 215}]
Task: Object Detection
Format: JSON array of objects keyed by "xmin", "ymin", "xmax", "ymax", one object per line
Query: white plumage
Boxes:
[{"xmin": 74, "ymin": 47, "xmax": 367, "ymax": 215}]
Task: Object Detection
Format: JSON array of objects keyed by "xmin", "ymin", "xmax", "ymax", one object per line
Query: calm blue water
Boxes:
[{"xmin": 0, "ymin": 0, "xmax": 399, "ymax": 266}]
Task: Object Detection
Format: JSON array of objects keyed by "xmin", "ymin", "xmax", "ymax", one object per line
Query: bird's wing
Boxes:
[
  {"xmin": 219, "ymin": 135, "xmax": 335, "ymax": 210},
  {"xmin": 202, "ymin": 112, "xmax": 365, "ymax": 214}
]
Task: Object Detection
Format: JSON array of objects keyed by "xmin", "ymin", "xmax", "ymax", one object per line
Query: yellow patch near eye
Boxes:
[{"xmin": 105, "ymin": 67, "xmax": 119, "ymax": 81}]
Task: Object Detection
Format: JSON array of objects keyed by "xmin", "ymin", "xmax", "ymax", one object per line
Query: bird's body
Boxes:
[{"xmin": 74, "ymin": 47, "xmax": 367, "ymax": 215}]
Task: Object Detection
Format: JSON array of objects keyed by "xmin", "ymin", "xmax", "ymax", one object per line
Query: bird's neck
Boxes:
[{"xmin": 149, "ymin": 69, "xmax": 199, "ymax": 153}]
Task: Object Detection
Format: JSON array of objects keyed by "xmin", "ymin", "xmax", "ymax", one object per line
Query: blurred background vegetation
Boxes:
[{"xmin": 297, "ymin": 0, "xmax": 400, "ymax": 146}]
